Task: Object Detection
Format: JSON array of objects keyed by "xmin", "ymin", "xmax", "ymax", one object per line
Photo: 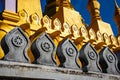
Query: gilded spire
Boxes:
[
  {"xmin": 114, "ymin": 0, "xmax": 120, "ymax": 35},
  {"xmin": 59, "ymin": 0, "xmax": 73, "ymax": 8},
  {"xmin": 87, "ymin": 0, "xmax": 113, "ymax": 36},
  {"xmin": 114, "ymin": 0, "xmax": 120, "ymax": 15},
  {"xmin": 87, "ymin": 0, "xmax": 101, "ymax": 21},
  {"xmin": 114, "ymin": 0, "xmax": 119, "ymax": 9}
]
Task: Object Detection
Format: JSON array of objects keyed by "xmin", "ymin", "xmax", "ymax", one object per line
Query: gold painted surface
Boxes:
[
  {"xmin": 51, "ymin": 7, "xmax": 85, "ymax": 29},
  {"xmin": 63, "ymin": 7, "xmax": 85, "ymax": 29},
  {"xmin": 89, "ymin": 20, "xmax": 113, "ymax": 36},
  {"xmin": 17, "ymin": 0, "xmax": 42, "ymax": 18}
]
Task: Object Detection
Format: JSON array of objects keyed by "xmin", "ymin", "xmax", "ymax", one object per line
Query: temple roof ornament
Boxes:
[
  {"xmin": 87, "ymin": 0, "xmax": 102, "ymax": 21},
  {"xmin": 115, "ymin": 0, "xmax": 119, "ymax": 8},
  {"xmin": 114, "ymin": 0, "xmax": 120, "ymax": 15},
  {"xmin": 59, "ymin": 0, "xmax": 73, "ymax": 8},
  {"xmin": 87, "ymin": 0, "xmax": 113, "ymax": 36},
  {"xmin": 114, "ymin": 0, "xmax": 120, "ymax": 36}
]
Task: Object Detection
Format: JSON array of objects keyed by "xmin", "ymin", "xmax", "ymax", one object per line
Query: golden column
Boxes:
[
  {"xmin": 114, "ymin": 0, "xmax": 120, "ymax": 36},
  {"xmin": 87, "ymin": 0, "xmax": 113, "ymax": 36}
]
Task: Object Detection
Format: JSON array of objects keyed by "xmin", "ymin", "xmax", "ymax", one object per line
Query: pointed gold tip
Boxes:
[{"xmin": 114, "ymin": 0, "xmax": 119, "ymax": 9}]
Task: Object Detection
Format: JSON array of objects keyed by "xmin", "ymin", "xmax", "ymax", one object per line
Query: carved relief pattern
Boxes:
[
  {"xmin": 12, "ymin": 34, "xmax": 25, "ymax": 47},
  {"xmin": 1, "ymin": 27, "xmax": 30, "ymax": 63},
  {"xmin": 31, "ymin": 32, "xmax": 56, "ymax": 66},
  {"xmin": 57, "ymin": 39, "xmax": 80, "ymax": 69},
  {"xmin": 41, "ymin": 41, "xmax": 51, "ymax": 52}
]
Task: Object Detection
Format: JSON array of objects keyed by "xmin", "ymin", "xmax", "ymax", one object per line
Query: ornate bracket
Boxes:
[
  {"xmin": 60, "ymin": 22, "xmax": 72, "ymax": 39},
  {"xmin": 79, "ymin": 43, "xmax": 101, "ymax": 72},
  {"xmin": 79, "ymin": 26, "xmax": 89, "ymax": 43},
  {"xmin": 94, "ymin": 31, "xmax": 105, "ymax": 50},
  {"xmin": 99, "ymin": 47, "xmax": 120, "ymax": 75},
  {"xmin": 1, "ymin": 27, "xmax": 30, "ymax": 63},
  {"xmin": 56, "ymin": 38, "xmax": 80, "ymax": 69},
  {"xmin": 31, "ymin": 32, "xmax": 57, "ymax": 66},
  {"xmin": 88, "ymin": 28, "xmax": 96, "ymax": 44}
]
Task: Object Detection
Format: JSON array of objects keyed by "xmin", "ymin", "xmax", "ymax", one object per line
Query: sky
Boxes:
[{"xmin": 0, "ymin": 0, "xmax": 120, "ymax": 36}]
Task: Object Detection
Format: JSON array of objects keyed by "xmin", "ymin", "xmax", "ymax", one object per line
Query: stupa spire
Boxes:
[
  {"xmin": 87, "ymin": 0, "xmax": 102, "ymax": 21},
  {"xmin": 114, "ymin": 0, "xmax": 120, "ymax": 15},
  {"xmin": 114, "ymin": 0, "xmax": 120, "ymax": 35},
  {"xmin": 59, "ymin": 0, "xmax": 73, "ymax": 8},
  {"xmin": 87, "ymin": 0, "xmax": 113, "ymax": 36},
  {"xmin": 114, "ymin": 0, "xmax": 119, "ymax": 9}
]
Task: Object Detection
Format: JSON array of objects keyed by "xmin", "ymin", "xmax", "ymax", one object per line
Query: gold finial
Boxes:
[
  {"xmin": 114, "ymin": 0, "xmax": 120, "ymax": 15},
  {"xmin": 59, "ymin": 0, "xmax": 73, "ymax": 8},
  {"xmin": 114, "ymin": 0, "xmax": 120, "ymax": 36},
  {"xmin": 88, "ymin": 0, "xmax": 113, "ymax": 36},
  {"xmin": 114, "ymin": 0, "xmax": 119, "ymax": 9},
  {"xmin": 114, "ymin": 0, "xmax": 120, "ymax": 14},
  {"xmin": 87, "ymin": 0, "xmax": 101, "ymax": 21}
]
